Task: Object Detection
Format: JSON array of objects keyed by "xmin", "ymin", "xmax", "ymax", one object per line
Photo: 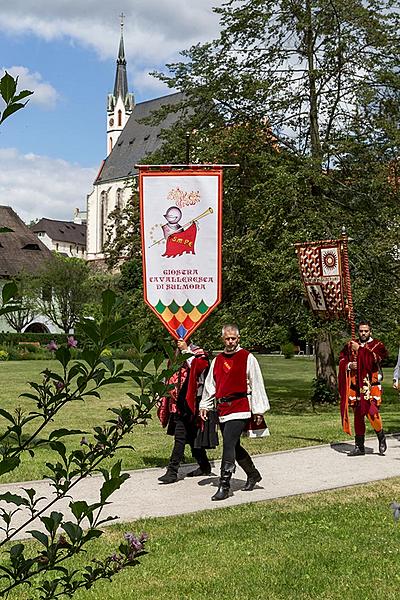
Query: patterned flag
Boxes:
[
  {"xmin": 139, "ymin": 167, "xmax": 222, "ymax": 340},
  {"xmin": 295, "ymin": 240, "xmax": 347, "ymax": 319}
]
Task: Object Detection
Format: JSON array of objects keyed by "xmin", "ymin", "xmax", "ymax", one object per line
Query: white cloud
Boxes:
[
  {"xmin": 0, "ymin": 148, "xmax": 96, "ymax": 223},
  {"xmin": 2, "ymin": 66, "xmax": 59, "ymax": 109},
  {"xmin": 0, "ymin": 1, "xmax": 223, "ymax": 65}
]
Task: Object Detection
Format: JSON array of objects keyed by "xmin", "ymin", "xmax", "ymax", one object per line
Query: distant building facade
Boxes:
[
  {"xmin": 31, "ymin": 218, "xmax": 86, "ymax": 258},
  {"xmin": 0, "ymin": 206, "xmax": 61, "ymax": 333}
]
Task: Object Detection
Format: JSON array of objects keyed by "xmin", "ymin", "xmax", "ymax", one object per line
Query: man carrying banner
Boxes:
[
  {"xmin": 199, "ymin": 324, "xmax": 270, "ymax": 501},
  {"xmin": 158, "ymin": 339, "xmax": 212, "ymax": 484},
  {"xmin": 338, "ymin": 321, "xmax": 388, "ymax": 456}
]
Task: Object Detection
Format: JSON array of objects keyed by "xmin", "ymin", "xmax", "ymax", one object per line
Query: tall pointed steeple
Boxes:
[
  {"xmin": 106, "ymin": 13, "xmax": 134, "ymax": 156},
  {"xmin": 113, "ymin": 15, "xmax": 128, "ymax": 100}
]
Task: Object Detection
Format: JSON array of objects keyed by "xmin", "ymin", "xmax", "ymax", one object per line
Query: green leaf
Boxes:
[
  {"xmin": 49, "ymin": 429, "xmax": 86, "ymax": 441},
  {"xmin": 0, "ymin": 408, "xmax": 16, "ymax": 424},
  {"xmin": 0, "ymin": 492, "xmax": 30, "ymax": 507},
  {"xmin": 62, "ymin": 521, "xmax": 82, "ymax": 543},
  {"xmin": 102, "ymin": 289, "xmax": 116, "ymax": 318},
  {"xmin": 55, "ymin": 346, "xmax": 71, "ymax": 368},
  {"xmin": 28, "ymin": 530, "xmax": 49, "ymax": 548},
  {"xmin": 0, "ymin": 71, "xmax": 17, "ymax": 103},
  {"xmin": 0, "ymin": 456, "xmax": 20, "ymax": 476},
  {"xmin": 2, "ymin": 281, "xmax": 18, "ymax": 304},
  {"xmin": 0, "ymin": 102, "xmax": 25, "ymax": 124}
]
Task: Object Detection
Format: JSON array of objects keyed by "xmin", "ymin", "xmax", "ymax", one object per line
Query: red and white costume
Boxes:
[{"xmin": 200, "ymin": 347, "xmax": 270, "ymax": 422}]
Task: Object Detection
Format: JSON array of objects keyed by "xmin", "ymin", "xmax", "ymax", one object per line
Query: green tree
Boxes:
[
  {"xmin": 149, "ymin": 0, "xmax": 400, "ymax": 392},
  {"xmin": 38, "ymin": 254, "xmax": 93, "ymax": 333},
  {"xmin": 4, "ymin": 272, "xmax": 39, "ymax": 332}
]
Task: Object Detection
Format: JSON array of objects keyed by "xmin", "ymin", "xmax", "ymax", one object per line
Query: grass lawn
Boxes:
[
  {"xmin": 0, "ymin": 357, "xmax": 399, "ymax": 483},
  {"xmin": 7, "ymin": 478, "xmax": 400, "ymax": 600}
]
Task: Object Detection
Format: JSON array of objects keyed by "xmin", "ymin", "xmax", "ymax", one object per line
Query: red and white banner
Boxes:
[
  {"xmin": 139, "ymin": 168, "xmax": 222, "ymax": 340},
  {"xmin": 295, "ymin": 239, "xmax": 346, "ymax": 319}
]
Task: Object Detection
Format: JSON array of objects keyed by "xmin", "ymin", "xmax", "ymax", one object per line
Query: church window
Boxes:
[
  {"xmin": 118, "ymin": 110, "xmax": 122, "ymax": 126},
  {"xmin": 116, "ymin": 188, "xmax": 122, "ymax": 210},
  {"xmin": 109, "ymin": 137, "xmax": 113, "ymax": 153}
]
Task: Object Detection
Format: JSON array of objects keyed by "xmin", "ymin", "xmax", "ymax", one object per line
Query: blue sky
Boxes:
[{"xmin": 0, "ymin": 1, "xmax": 222, "ymax": 223}]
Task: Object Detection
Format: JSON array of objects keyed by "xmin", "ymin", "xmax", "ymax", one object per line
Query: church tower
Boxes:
[{"xmin": 106, "ymin": 14, "xmax": 134, "ymax": 156}]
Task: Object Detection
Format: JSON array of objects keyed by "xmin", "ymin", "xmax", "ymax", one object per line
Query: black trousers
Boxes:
[
  {"xmin": 168, "ymin": 417, "xmax": 209, "ymax": 472},
  {"xmin": 219, "ymin": 418, "xmax": 252, "ymax": 466}
]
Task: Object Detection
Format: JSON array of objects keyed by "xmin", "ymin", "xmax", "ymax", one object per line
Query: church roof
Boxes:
[
  {"xmin": 0, "ymin": 206, "xmax": 54, "ymax": 278},
  {"xmin": 95, "ymin": 91, "xmax": 185, "ymax": 184},
  {"xmin": 31, "ymin": 218, "xmax": 86, "ymax": 246}
]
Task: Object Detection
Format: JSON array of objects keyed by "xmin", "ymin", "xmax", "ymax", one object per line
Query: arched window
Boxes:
[
  {"xmin": 109, "ymin": 137, "xmax": 113, "ymax": 154},
  {"xmin": 118, "ymin": 110, "xmax": 122, "ymax": 126},
  {"xmin": 100, "ymin": 191, "xmax": 107, "ymax": 251},
  {"xmin": 116, "ymin": 188, "xmax": 122, "ymax": 210}
]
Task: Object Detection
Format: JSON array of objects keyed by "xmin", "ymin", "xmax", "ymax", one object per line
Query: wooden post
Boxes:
[{"xmin": 341, "ymin": 227, "xmax": 355, "ymax": 340}]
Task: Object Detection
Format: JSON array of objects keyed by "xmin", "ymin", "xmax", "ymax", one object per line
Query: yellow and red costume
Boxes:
[{"xmin": 338, "ymin": 338, "xmax": 387, "ymax": 437}]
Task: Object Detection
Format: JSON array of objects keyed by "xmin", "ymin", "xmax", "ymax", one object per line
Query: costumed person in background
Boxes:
[
  {"xmin": 157, "ymin": 338, "xmax": 211, "ymax": 484},
  {"xmin": 199, "ymin": 324, "xmax": 270, "ymax": 501},
  {"xmin": 338, "ymin": 320, "xmax": 388, "ymax": 456},
  {"xmin": 392, "ymin": 346, "xmax": 400, "ymax": 390}
]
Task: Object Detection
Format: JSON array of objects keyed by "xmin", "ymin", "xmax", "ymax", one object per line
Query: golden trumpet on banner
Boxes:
[{"xmin": 149, "ymin": 206, "xmax": 214, "ymax": 248}]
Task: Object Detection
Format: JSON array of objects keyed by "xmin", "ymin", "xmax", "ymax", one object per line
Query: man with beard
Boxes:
[
  {"xmin": 199, "ymin": 324, "xmax": 270, "ymax": 501},
  {"xmin": 338, "ymin": 321, "xmax": 388, "ymax": 456}
]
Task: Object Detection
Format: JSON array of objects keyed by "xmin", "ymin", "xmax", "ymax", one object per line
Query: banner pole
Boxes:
[{"xmin": 341, "ymin": 227, "xmax": 356, "ymax": 340}]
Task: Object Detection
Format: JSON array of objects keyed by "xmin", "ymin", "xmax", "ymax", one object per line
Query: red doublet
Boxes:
[{"xmin": 214, "ymin": 349, "xmax": 250, "ymax": 419}]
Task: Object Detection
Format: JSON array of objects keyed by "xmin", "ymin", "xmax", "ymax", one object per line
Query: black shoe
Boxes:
[
  {"xmin": 211, "ymin": 485, "xmax": 230, "ymax": 501},
  {"xmin": 211, "ymin": 464, "xmax": 234, "ymax": 501},
  {"xmin": 348, "ymin": 446, "xmax": 365, "ymax": 457},
  {"xmin": 187, "ymin": 465, "xmax": 212, "ymax": 477},
  {"xmin": 242, "ymin": 471, "xmax": 262, "ymax": 491},
  {"xmin": 377, "ymin": 430, "xmax": 387, "ymax": 455},
  {"xmin": 158, "ymin": 470, "xmax": 178, "ymax": 484}
]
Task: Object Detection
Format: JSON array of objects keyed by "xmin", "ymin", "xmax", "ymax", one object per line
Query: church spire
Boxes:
[
  {"xmin": 113, "ymin": 13, "xmax": 128, "ymax": 100},
  {"xmin": 106, "ymin": 13, "xmax": 134, "ymax": 156}
]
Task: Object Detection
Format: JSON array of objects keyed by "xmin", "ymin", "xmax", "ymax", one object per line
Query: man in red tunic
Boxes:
[
  {"xmin": 157, "ymin": 339, "xmax": 211, "ymax": 484},
  {"xmin": 199, "ymin": 324, "xmax": 270, "ymax": 501},
  {"xmin": 338, "ymin": 320, "xmax": 388, "ymax": 456}
]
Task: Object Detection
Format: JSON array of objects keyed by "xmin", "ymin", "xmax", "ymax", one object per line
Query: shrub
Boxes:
[
  {"xmin": 0, "ymin": 349, "xmax": 9, "ymax": 361},
  {"xmin": 281, "ymin": 342, "xmax": 296, "ymax": 359},
  {"xmin": 311, "ymin": 377, "xmax": 338, "ymax": 406}
]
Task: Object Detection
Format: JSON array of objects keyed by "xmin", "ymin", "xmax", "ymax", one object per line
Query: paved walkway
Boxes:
[{"xmin": 2, "ymin": 434, "xmax": 400, "ymax": 540}]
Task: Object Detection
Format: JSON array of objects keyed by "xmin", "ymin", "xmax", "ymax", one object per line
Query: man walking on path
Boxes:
[
  {"xmin": 158, "ymin": 339, "xmax": 211, "ymax": 484},
  {"xmin": 338, "ymin": 321, "xmax": 388, "ymax": 457},
  {"xmin": 199, "ymin": 324, "xmax": 270, "ymax": 501}
]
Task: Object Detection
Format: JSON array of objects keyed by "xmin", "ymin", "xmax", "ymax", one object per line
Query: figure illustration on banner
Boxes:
[{"xmin": 148, "ymin": 185, "xmax": 213, "ymax": 258}]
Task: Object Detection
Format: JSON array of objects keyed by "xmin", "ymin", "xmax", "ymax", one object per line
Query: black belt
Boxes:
[{"xmin": 216, "ymin": 392, "xmax": 248, "ymax": 404}]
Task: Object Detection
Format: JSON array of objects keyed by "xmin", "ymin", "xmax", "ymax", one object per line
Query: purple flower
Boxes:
[
  {"xmin": 80, "ymin": 436, "xmax": 89, "ymax": 446},
  {"xmin": 67, "ymin": 336, "xmax": 78, "ymax": 348},
  {"xmin": 139, "ymin": 532, "xmax": 148, "ymax": 543},
  {"xmin": 124, "ymin": 532, "xmax": 143, "ymax": 552},
  {"xmin": 47, "ymin": 340, "xmax": 58, "ymax": 352},
  {"xmin": 55, "ymin": 381, "xmax": 65, "ymax": 391}
]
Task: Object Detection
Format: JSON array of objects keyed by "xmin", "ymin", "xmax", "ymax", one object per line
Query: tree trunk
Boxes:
[{"xmin": 315, "ymin": 330, "xmax": 338, "ymax": 395}]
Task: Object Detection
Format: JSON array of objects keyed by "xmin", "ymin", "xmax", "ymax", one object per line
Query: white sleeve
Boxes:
[
  {"xmin": 247, "ymin": 353, "xmax": 270, "ymax": 414},
  {"xmin": 393, "ymin": 347, "xmax": 400, "ymax": 381},
  {"xmin": 199, "ymin": 358, "xmax": 216, "ymax": 411}
]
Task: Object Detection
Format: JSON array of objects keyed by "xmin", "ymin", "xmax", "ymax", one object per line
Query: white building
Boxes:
[
  {"xmin": 31, "ymin": 218, "xmax": 86, "ymax": 258},
  {"xmin": 86, "ymin": 21, "xmax": 184, "ymax": 263}
]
